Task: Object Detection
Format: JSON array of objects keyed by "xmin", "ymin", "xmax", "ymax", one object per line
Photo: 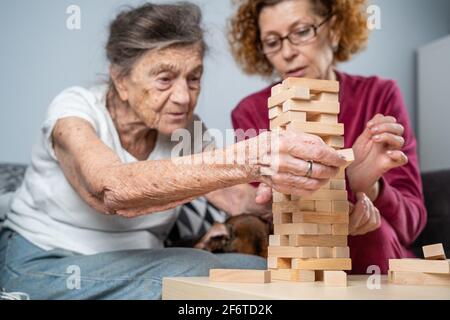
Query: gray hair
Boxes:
[{"xmin": 106, "ymin": 2, "xmax": 206, "ymax": 80}]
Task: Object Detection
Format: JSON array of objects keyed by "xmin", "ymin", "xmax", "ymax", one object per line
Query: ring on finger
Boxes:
[{"xmin": 305, "ymin": 160, "xmax": 314, "ymax": 178}]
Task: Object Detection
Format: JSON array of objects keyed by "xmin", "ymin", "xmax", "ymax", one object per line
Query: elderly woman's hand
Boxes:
[
  {"xmin": 347, "ymin": 114, "xmax": 408, "ymax": 201},
  {"xmin": 349, "ymin": 192, "xmax": 382, "ymax": 236},
  {"xmin": 255, "ymin": 129, "xmax": 347, "ymax": 198}
]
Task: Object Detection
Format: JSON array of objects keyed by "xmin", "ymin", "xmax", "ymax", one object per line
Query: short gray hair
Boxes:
[{"xmin": 106, "ymin": 2, "xmax": 206, "ymax": 79}]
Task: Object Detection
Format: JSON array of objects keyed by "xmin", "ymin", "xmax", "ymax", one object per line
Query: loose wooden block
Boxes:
[
  {"xmin": 316, "ymin": 247, "xmax": 333, "ymax": 258},
  {"xmin": 270, "ymin": 110, "xmax": 307, "ymax": 128},
  {"xmin": 273, "ymin": 212, "xmax": 293, "ymax": 225},
  {"xmin": 332, "ymin": 224, "xmax": 349, "ymax": 236},
  {"xmin": 332, "ymin": 200, "xmax": 350, "ymax": 213},
  {"xmin": 268, "ymin": 87, "xmax": 310, "ymax": 108},
  {"xmin": 324, "ymin": 271, "xmax": 348, "ymax": 287},
  {"xmin": 289, "ymin": 235, "xmax": 348, "ymax": 247},
  {"xmin": 330, "ymin": 179, "xmax": 346, "ymax": 190},
  {"xmin": 333, "ymin": 247, "xmax": 350, "ymax": 258},
  {"xmin": 423, "ymin": 243, "xmax": 447, "ymax": 260},
  {"xmin": 323, "ymin": 136, "xmax": 345, "ymax": 149},
  {"xmin": 388, "ymin": 270, "xmax": 450, "ymax": 286},
  {"xmin": 315, "ymin": 200, "xmax": 332, "ymax": 212},
  {"xmin": 268, "ymin": 246, "xmax": 317, "ymax": 258},
  {"xmin": 389, "ymin": 259, "xmax": 450, "ymax": 274},
  {"xmin": 292, "ymin": 212, "xmax": 349, "ymax": 224},
  {"xmin": 282, "ymin": 77, "xmax": 340, "ymax": 93},
  {"xmin": 274, "ymin": 223, "xmax": 319, "ymax": 235},
  {"xmin": 309, "ymin": 114, "xmax": 338, "ymax": 124},
  {"xmin": 291, "ymin": 258, "xmax": 352, "ymax": 271},
  {"xmin": 273, "ymin": 191, "xmax": 290, "ymax": 203},
  {"xmin": 302, "ymin": 190, "xmax": 348, "ymax": 201},
  {"xmin": 270, "ymin": 269, "xmax": 315, "ymax": 282},
  {"xmin": 269, "ymin": 235, "xmax": 289, "ymax": 246},
  {"xmin": 267, "ymin": 257, "xmax": 291, "ymax": 269},
  {"xmin": 283, "ymin": 99, "xmax": 340, "ymax": 115},
  {"xmin": 336, "ymin": 148, "xmax": 355, "ymax": 167},
  {"xmin": 287, "ymin": 121, "xmax": 344, "ymax": 137},
  {"xmin": 268, "ymin": 106, "xmax": 282, "ymax": 120},
  {"xmin": 316, "ymin": 92, "xmax": 339, "ymax": 102},
  {"xmin": 209, "ymin": 269, "xmax": 271, "ymax": 283},
  {"xmin": 271, "ymin": 84, "xmax": 283, "ymax": 95}
]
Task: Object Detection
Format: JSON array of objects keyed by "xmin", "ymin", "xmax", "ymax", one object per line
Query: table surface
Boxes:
[{"xmin": 162, "ymin": 275, "xmax": 450, "ymax": 300}]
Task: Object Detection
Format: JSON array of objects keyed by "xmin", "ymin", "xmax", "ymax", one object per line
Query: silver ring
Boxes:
[{"xmin": 305, "ymin": 160, "xmax": 314, "ymax": 178}]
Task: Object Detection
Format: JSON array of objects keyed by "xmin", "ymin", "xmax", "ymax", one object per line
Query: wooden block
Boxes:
[
  {"xmin": 287, "ymin": 121, "xmax": 344, "ymax": 137},
  {"xmin": 274, "ymin": 223, "xmax": 319, "ymax": 235},
  {"xmin": 332, "ymin": 224, "xmax": 349, "ymax": 236},
  {"xmin": 271, "ymin": 84, "xmax": 283, "ymax": 96},
  {"xmin": 272, "ymin": 201, "xmax": 296, "ymax": 214},
  {"xmin": 316, "ymin": 92, "xmax": 339, "ymax": 102},
  {"xmin": 269, "ymin": 235, "xmax": 289, "ymax": 246},
  {"xmin": 323, "ymin": 136, "xmax": 345, "ymax": 149},
  {"xmin": 273, "ymin": 212, "xmax": 292, "ymax": 225},
  {"xmin": 423, "ymin": 244, "xmax": 447, "ymax": 260},
  {"xmin": 321, "ymin": 181, "xmax": 331, "ymax": 190},
  {"xmin": 318, "ymin": 224, "xmax": 332, "ymax": 235},
  {"xmin": 270, "ymin": 110, "xmax": 307, "ymax": 128},
  {"xmin": 316, "ymin": 247, "xmax": 333, "ymax": 258},
  {"xmin": 330, "ymin": 179, "xmax": 346, "ymax": 190},
  {"xmin": 315, "ymin": 200, "xmax": 332, "ymax": 212},
  {"xmin": 291, "ymin": 258, "xmax": 352, "ymax": 271},
  {"xmin": 388, "ymin": 270, "xmax": 450, "ymax": 286},
  {"xmin": 268, "ymin": 106, "xmax": 282, "ymax": 120},
  {"xmin": 268, "ymin": 246, "xmax": 317, "ymax": 258},
  {"xmin": 298, "ymin": 200, "xmax": 316, "ymax": 211},
  {"xmin": 267, "ymin": 257, "xmax": 291, "ymax": 269},
  {"xmin": 282, "ymin": 77, "xmax": 339, "ymax": 93},
  {"xmin": 389, "ymin": 259, "xmax": 450, "ymax": 274},
  {"xmin": 333, "ymin": 247, "xmax": 350, "ymax": 258},
  {"xmin": 292, "ymin": 212, "xmax": 349, "ymax": 224},
  {"xmin": 282, "ymin": 99, "xmax": 340, "ymax": 115},
  {"xmin": 209, "ymin": 269, "xmax": 271, "ymax": 283},
  {"xmin": 270, "ymin": 269, "xmax": 315, "ymax": 282},
  {"xmin": 309, "ymin": 114, "xmax": 338, "ymax": 124},
  {"xmin": 289, "ymin": 235, "xmax": 348, "ymax": 247},
  {"xmin": 324, "ymin": 271, "xmax": 348, "ymax": 287},
  {"xmin": 273, "ymin": 191, "xmax": 290, "ymax": 203},
  {"xmin": 336, "ymin": 149, "xmax": 355, "ymax": 167},
  {"xmin": 336, "ymin": 167, "xmax": 346, "ymax": 179},
  {"xmin": 268, "ymin": 87, "xmax": 310, "ymax": 108},
  {"xmin": 332, "ymin": 200, "xmax": 350, "ymax": 213},
  {"xmin": 302, "ymin": 190, "xmax": 348, "ymax": 201}
]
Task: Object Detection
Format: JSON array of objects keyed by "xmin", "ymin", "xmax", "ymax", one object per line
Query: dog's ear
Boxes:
[{"xmin": 194, "ymin": 223, "xmax": 230, "ymax": 252}]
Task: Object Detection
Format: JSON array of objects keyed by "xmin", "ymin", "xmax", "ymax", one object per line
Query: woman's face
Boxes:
[
  {"xmin": 258, "ymin": 0, "xmax": 339, "ymax": 80},
  {"xmin": 114, "ymin": 44, "xmax": 203, "ymax": 136}
]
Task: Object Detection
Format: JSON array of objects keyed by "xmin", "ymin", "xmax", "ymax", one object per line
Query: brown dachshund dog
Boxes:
[{"xmin": 194, "ymin": 214, "xmax": 272, "ymax": 258}]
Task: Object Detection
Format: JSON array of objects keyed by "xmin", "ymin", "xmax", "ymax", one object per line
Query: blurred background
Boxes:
[{"xmin": 0, "ymin": 0, "xmax": 449, "ymax": 172}]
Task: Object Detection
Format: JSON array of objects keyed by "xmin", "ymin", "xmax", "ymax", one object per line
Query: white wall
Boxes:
[
  {"xmin": 1, "ymin": 0, "xmax": 449, "ymax": 164},
  {"xmin": 417, "ymin": 35, "xmax": 450, "ymax": 172}
]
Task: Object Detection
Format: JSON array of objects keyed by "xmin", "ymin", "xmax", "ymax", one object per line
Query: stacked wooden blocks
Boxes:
[
  {"xmin": 267, "ymin": 77, "xmax": 354, "ymax": 287},
  {"xmin": 389, "ymin": 243, "xmax": 450, "ymax": 286}
]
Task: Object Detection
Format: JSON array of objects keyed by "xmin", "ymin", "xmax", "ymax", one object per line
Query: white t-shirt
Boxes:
[{"xmin": 4, "ymin": 85, "xmax": 214, "ymax": 255}]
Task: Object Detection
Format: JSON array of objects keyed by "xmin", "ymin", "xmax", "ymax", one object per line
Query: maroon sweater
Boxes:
[{"xmin": 231, "ymin": 71, "xmax": 427, "ymax": 274}]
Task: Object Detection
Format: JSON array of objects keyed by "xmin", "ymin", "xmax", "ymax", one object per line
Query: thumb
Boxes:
[{"xmin": 255, "ymin": 183, "xmax": 273, "ymax": 204}]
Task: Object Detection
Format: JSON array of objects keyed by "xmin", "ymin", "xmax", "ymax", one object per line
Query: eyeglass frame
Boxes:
[{"xmin": 259, "ymin": 15, "xmax": 334, "ymax": 56}]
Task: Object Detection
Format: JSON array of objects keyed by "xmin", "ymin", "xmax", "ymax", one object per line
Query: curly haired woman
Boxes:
[{"xmin": 229, "ymin": 0, "xmax": 427, "ymax": 274}]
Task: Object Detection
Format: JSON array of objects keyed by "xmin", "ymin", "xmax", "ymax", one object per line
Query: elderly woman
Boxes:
[
  {"xmin": 0, "ymin": 3, "xmax": 345, "ymax": 299},
  {"xmin": 229, "ymin": 0, "xmax": 427, "ymax": 274}
]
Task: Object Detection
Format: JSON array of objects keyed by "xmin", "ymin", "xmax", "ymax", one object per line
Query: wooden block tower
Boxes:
[{"xmin": 267, "ymin": 77, "xmax": 354, "ymax": 286}]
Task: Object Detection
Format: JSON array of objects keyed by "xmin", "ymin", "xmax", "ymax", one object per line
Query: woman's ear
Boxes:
[
  {"xmin": 328, "ymin": 15, "xmax": 341, "ymax": 52},
  {"xmin": 109, "ymin": 66, "xmax": 129, "ymax": 101}
]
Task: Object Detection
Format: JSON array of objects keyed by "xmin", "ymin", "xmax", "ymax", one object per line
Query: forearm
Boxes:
[{"xmin": 102, "ymin": 141, "xmax": 262, "ymax": 216}]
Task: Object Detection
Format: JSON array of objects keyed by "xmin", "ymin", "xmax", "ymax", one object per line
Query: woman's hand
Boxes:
[
  {"xmin": 254, "ymin": 129, "xmax": 347, "ymax": 197},
  {"xmin": 349, "ymin": 192, "xmax": 382, "ymax": 236},
  {"xmin": 347, "ymin": 114, "xmax": 408, "ymax": 201}
]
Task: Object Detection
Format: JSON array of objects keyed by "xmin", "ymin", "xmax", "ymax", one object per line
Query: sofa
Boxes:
[{"xmin": 1, "ymin": 163, "xmax": 450, "ymax": 257}]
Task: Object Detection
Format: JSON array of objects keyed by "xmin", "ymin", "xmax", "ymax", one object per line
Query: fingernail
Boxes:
[
  {"xmin": 387, "ymin": 150, "xmax": 393, "ymax": 155},
  {"xmin": 373, "ymin": 135, "xmax": 380, "ymax": 141},
  {"xmin": 371, "ymin": 127, "xmax": 379, "ymax": 133}
]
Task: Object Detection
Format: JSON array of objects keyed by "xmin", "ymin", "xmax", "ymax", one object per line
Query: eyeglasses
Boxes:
[{"xmin": 260, "ymin": 15, "xmax": 333, "ymax": 55}]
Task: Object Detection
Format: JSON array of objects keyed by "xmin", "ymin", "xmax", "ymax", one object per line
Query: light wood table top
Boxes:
[{"xmin": 163, "ymin": 275, "xmax": 450, "ymax": 300}]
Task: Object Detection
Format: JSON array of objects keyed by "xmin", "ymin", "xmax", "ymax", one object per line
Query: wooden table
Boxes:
[{"xmin": 163, "ymin": 275, "xmax": 450, "ymax": 300}]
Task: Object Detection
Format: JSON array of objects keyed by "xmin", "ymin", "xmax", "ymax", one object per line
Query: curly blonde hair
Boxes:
[{"xmin": 229, "ymin": 0, "xmax": 369, "ymax": 76}]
